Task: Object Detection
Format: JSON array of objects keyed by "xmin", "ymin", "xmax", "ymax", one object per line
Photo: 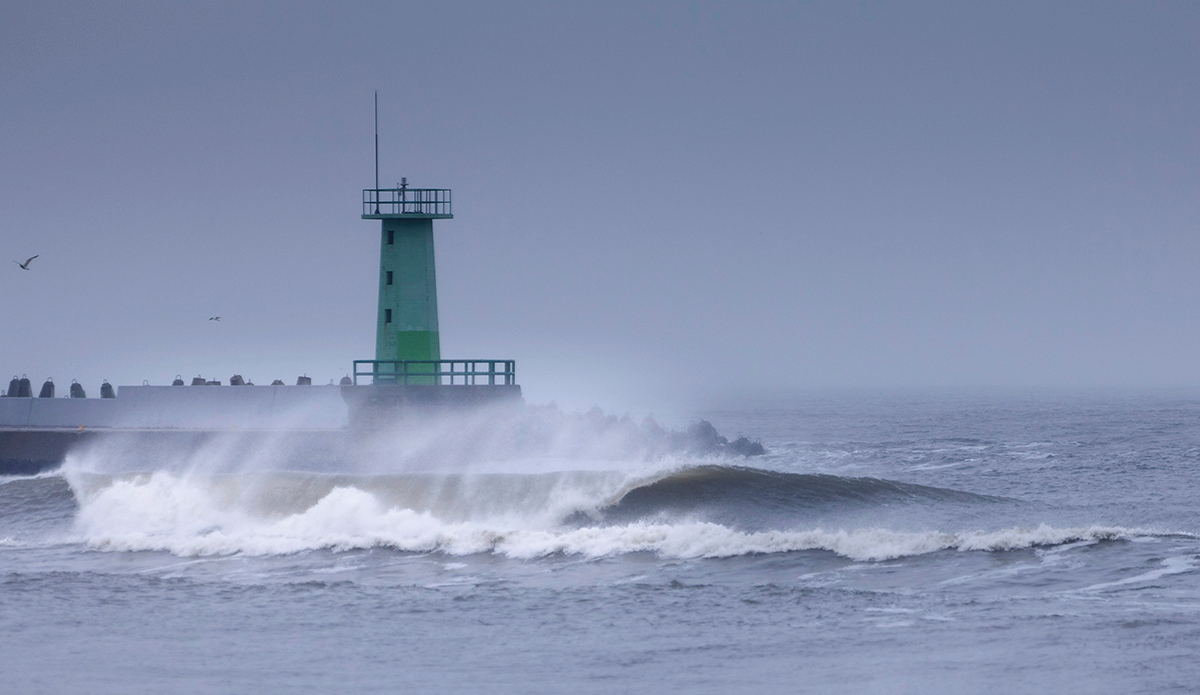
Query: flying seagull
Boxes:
[
  {"xmin": 14, "ymin": 255, "xmax": 37, "ymax": 270},
  {"xmin": 209, "ymin": 316, "xmax": 221, "ymax": 321}
]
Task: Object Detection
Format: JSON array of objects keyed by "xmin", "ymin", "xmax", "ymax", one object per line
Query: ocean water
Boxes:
[{"xmin": 2, "ymin": 391, "xmax": 1199, "ymax": 693}]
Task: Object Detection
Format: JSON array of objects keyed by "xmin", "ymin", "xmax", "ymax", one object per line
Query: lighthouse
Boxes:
[
  {"xmin": 354, "ymin": 95, "xmax": 516, "ymax": 394},
  {"xmin": 358, "ymin": 180, "xmax": 517, "ymax": 392},
  {"xmin": 350, "ymin": 95, "xmax": 511, "ymax": 396},
  {"xmin": 362, "ymin": 180, "xmax": 451, "ymax": 369}
]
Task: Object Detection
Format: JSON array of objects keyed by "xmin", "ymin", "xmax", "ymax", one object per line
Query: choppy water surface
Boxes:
[{"xmin": 3, "ymin": 391, "xmax": 1200, "ymax": 693}]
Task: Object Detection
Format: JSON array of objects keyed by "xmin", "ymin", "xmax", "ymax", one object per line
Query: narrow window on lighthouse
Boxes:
[
  {"xmin": 386, "ymin": 271, "xmax": 393, "ymax": 285},
  {"xmin": 385, "ymin": 309, "xmax": 392, "ymax": 323},
  {"xmin": 387, "ymin": 230, "xmax": 394, "ymax": 245}
]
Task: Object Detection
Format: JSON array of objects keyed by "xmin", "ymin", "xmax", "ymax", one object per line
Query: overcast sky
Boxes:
[{"xmin": 2, "ymin": 1, "xmax": 1198, "ymax": 413}]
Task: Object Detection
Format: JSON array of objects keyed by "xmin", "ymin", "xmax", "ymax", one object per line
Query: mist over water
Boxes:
[{"xmin": 4, "ymin": 392, "xmax": 1200, "ymax": 693}]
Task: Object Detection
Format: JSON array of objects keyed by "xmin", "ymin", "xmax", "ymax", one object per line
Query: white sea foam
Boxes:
[
  {"xmin": 1077, "ymin": 555, "xmax": 1197, "ymax": 592},
  {"xmin": 0, "ymin": 469, "xmax": 67, "ymax": 484},
  {"xmin": 66, "ymin": 469, "xmax": 1168, "ymax": 561}
]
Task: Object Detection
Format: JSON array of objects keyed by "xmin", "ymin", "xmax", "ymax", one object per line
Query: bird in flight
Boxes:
[
  {"xmin": 208, "ymin": 316, "xmax": 221, "ymax": 321},
  {"xmin": 14, "ymin": 255, "xmax": 37, "ymax": 270}
]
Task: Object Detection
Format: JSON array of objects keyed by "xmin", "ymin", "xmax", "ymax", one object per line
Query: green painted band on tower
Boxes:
[{"xmin": 396, "ymin": 330, "xmax": 440, "ymax": 362}]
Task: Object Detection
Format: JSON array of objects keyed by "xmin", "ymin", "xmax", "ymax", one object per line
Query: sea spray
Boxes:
[{"xmin": 61, "ymin": 402, "xmax": 762, "ymax": 478}]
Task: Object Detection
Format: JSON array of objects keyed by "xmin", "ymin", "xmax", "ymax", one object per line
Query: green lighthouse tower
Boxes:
[
  {"xmin": 362, "ymin": 181, "xmax": 451, "ymax": 369},
  {"xmin": 359, "ymin": 92, "xmax": 450, "ymax": 383},
  {"xmin": 352, "ymin": 94, "xmax": 516, "ymax": 397}
]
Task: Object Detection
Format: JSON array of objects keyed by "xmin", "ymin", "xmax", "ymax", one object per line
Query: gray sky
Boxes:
[{"xmin": 2, "ymin": 1, "xmax": 1198, "ymax": 413}]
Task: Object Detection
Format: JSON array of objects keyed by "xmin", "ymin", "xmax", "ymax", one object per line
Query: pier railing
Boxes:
[
  {"xmin": 362, "ymin": 188, "xmax": 452, "ymax": 218},
  {"xmin": 353, "ymin": 360, "xmax": 516, "ymax": 386}
]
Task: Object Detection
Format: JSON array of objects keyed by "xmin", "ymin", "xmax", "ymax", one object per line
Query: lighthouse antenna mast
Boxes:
[{"xmin": 374, "ymin": 91, "xmax": 380, "ymax": 214}]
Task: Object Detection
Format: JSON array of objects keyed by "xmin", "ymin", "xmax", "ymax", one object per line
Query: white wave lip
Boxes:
[{"xmin": 69, "ymin": 471, "xmax": 1163, "ymax": 562}]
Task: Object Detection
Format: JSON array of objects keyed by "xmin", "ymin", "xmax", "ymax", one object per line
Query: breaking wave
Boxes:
[
  {"xmin": 595, "ymin": 464, "xmax": 1002, "ymax": 525},
  {"xmin": 45, "ymin": 465, "xmax": 1173, "ymax": 562}
]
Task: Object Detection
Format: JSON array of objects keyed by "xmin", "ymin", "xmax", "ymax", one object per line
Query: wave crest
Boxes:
[{"xmin": 67, "ymin": 469, "xmax": 1166, "ymax": 561}]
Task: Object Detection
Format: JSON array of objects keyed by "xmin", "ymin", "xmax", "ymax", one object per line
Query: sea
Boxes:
[{"xmin": 2, "ymin": 390, "xmax": 1199, "ymax": 694}]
